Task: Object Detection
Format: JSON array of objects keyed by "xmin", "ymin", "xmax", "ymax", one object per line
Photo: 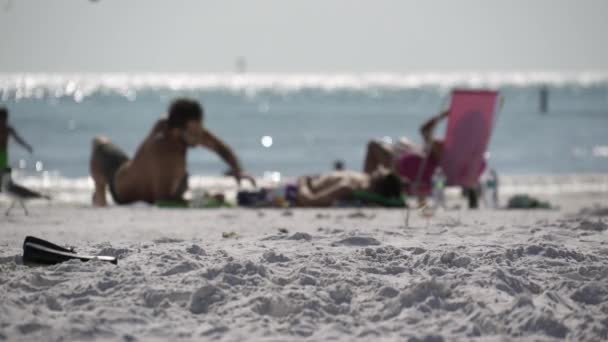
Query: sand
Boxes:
[{"xmin": 1, "ymin": 194, "xmax": 607, "ymax": 341}]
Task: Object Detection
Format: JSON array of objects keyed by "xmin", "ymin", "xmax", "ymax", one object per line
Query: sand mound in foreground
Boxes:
[{"xmin": 1, "ymin": 206, "xmax": 607, "ymax": 341}]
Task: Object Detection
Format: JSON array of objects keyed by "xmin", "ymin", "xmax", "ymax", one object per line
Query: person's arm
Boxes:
[
  {"xmin": 199, "ymin": 129, "xmax": 255, "ymax": 186},
  {"xmin": 8, "ymin": 126, "xmax": 33, "ymax": 153},
  {"xmin": 420, "ymin": 110, "xmax": 448, "ymax": 147}
]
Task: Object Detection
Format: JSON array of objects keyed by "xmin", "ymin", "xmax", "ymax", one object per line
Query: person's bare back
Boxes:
[{"xmin": 113, "ymin": 119, "xmax": 187, "ymax": 204}]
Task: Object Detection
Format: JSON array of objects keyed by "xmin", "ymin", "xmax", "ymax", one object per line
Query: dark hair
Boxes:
[
  {"xmin": 0, "ymin": 107, "xmax": 7, "ymax": 120},
  {"xmin": 370, "ymin": 172, "xmax": 403, "ymax": 198},
  {"xmin": 333, "ymin": 160, "xmax": 344, "ymax": 171},
  {"xmin": 167, "ymin": 98, "xmax": 203, "ymax": 128}
]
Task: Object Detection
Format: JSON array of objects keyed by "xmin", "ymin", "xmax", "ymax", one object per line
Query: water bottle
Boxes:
[
  {"xmin": 484, "ymin": 169, "xmax": 499, "ymax": 208},
  {"xmin": 431, "ymin": 168, "xmax": 446, "ymax": 209}
]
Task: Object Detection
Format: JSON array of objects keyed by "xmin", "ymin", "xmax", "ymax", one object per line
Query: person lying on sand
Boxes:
[
  {"xmin": 89, "ymin": 98, "xmax": 254, "ymax": 206},
  {"xmin": 0, "ymin": 107, "xmax": 34, "ymax": 173},
  {"xmin": 294, "ymin": 167, "xmax": 402, "ymax": 207}
]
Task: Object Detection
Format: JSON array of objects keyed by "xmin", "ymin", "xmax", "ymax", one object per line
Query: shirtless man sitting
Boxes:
[{"xmin": 89, "ymin": 98, "xmax": 254, "ymax": 206}]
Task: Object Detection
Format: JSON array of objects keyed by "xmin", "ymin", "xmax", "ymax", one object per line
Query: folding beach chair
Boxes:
[{"xmin": 403, "ymin": 89, "xmax": 500, "ymax": 225}]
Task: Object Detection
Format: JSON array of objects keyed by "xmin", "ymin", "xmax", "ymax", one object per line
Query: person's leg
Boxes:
[
  {"xmin": 465, "ymin": 187, "xmax": 479, "ymax": 209},
  {"xmin": 0, "ymin": 150, "xmax": 8, "ymax": 170},
  {"xmin": 0, "ymin": 150, "xmax": 8, "ymax": 193},
  {"xmin": 89, "ymin": 135, "xmax": 129, "ymax": 207},
  {"xmin": 90, "ymin": 136, "xmax": 109, "ymax": 206},
  {"xmin": 170, "ymin": 172, "xmax": 189, "ymax": 203},
  {"xmin": 363, "ymin": 140, "xmax": 394, "ymax": 174},
  {"xmin": 295, "ymin": 176, "xmax": 352, "ymax": 207}
]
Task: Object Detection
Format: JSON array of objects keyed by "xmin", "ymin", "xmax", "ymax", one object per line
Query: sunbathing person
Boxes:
[
  {"xmin": 363, "ymin": 109, "xmax": 448, "ymax": 177},
  {"xmin": 364, "ymin": 108, "xmax": 487, "ymax": 208},
  {"xmin": 89, "ymin": 98, "xmax": 254, "ymax": 206},
  {"xmin": 294, "ymin": 167, "xmax": 402, "ymax": 207}
]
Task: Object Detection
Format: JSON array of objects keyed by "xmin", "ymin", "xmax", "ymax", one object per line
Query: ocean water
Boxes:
[{"xmin": 1, "ymin": 72, "xmax": 608, "ymax": 200}]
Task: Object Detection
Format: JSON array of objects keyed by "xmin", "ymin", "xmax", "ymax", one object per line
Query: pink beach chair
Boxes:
[{"xmin": 400, "ymin": 89, "xmax": 500, "ymax": 207}]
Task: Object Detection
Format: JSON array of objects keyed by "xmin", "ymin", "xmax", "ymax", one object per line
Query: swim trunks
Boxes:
[{"xmin": 95, "ymin": 142, "xmax": 130, "ymax": 204}]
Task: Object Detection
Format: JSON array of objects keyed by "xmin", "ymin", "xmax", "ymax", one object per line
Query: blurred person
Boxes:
[
  {"xmin": 333, "ymin": 159, "xmax": 345, "ymax": 171},
  {"xmin": 89, "ymin": 98, "xmax": 254, "ymax": 206},
  {"xmin": 363, "ymin": 109, "xmax": 448, "ymax": 179},
  {"xmin": 0, "ymin": 107, "xmax": 33, "ymax": 174},
  {"xmin": 364, "ymin": 108, "xmax": 487, "ymax": 208},
  {"xmin": 295, "ymin": 167, "xmax": 402, "ymax": 207}
]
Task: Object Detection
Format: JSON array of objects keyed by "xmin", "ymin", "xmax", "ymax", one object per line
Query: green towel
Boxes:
[
  {"xmin": 199, "ymin": 198, "xmax": 233, "ymax": 208},
  {"xmin": 156, "ymin": 198, "xmax": 234, "ymax": 208},
  {"xmin": 155, "ymin": 199, "xmax": 189, "ymax": 208},
  {"xmin": 507, "ymin": 194, "xmax": 551, "ymax": 209},
  {"xmin": 351, "ymin": 190, "xmax": 406, "ymax": 207}
]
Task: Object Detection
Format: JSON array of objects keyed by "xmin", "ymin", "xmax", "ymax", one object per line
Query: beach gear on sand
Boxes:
[
  {"xmin": 350, "ymin": 190, "xmax": 406, "ymax": 207},
  {"xmin": 155, "ymin": 196, "xmax": 233, "ymax": 208},
  {"xmin": 237, "ymin": 185, "xmax": 297, "ymax": 207},
  {"xmin": 397, "ymin": 152, "xmax": 440, "ymax": 196},
  {"xmin": 155, "ymin": 199, "xmax": 189, "ymax": 208},
  {"xmin": 237, "ymin": 189, "xmax": 268, "ymax": 206},
  {"xmin": 192, "ymin": 195, "xmax": 233, "ymax": 208},
  {"xmin": 404, "ymin": 89, "xmax": 499, "ymax": 198},
  {"xmin": 439, "ymin": 90, "xmax": 498, "ymax": 188},
  {"xmin": 507, "ymin": 194, "xmax": 552, "ymax": 209},
  {"xmin": 405, "ymin": 89, "xmax": 500, "ymax": 225},
  {"xmin": 22, "ymin": 236, "xmax": 118, "ymax": 266}
]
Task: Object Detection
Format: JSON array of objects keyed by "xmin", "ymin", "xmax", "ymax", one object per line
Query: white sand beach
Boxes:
[
  {"xmin": 3, "ymin": 1, "xmax": 608, "ymax": 341},
  {"xmin": 1, "ymin": 193, "xmax": 607, "ymax": 341}
]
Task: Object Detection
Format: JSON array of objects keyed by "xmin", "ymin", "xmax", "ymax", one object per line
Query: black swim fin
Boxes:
[
  {"xmin": 23, "ymin": 235, "xmax": 74, "ymax": 253},
  {"xmin": 22, "ymin": 236, "xmax": 117, "ymax": 265}
]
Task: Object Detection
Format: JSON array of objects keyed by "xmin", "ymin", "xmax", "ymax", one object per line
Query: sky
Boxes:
[{"xmin": 1, "ymin": 0, "xmax": 608, "ymax": 73}]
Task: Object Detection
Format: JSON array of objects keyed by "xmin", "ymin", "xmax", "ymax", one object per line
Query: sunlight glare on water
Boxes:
[{"xmin": 261, "ymin": 135, "xmax": 273, "ymax": 148}]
